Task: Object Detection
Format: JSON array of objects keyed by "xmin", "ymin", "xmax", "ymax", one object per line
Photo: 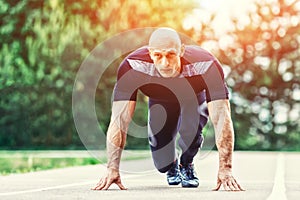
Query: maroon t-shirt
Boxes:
[{"xmin": 113, "ymin": 45, "xmax": 229, "ymax": 103}]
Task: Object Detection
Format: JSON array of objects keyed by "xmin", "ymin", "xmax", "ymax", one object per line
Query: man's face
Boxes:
[{"xmin": 149, "ymin": 47, "xmax": 182, "ymax": 78}]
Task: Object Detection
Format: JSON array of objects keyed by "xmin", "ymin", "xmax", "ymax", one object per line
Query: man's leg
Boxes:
[
  {"xmin": 178, "ymin": 91, "xmax": 208, "ymax": 164},
  {"xmin": 148, "ymin": 98, "xmax": 180, "ymax": 173},
  {"xmin": 178, "ymin": 91, "xmax": 209, "ymax": 187}
]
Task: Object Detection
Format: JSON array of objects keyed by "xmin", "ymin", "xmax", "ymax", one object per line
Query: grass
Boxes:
[
  {"xmin": 0, "ymin": 157, "xmax": 101, "ymax": 175},
  {"xmin": 0, "ymin": 150, "xmax": 151, "ymax": 175}
]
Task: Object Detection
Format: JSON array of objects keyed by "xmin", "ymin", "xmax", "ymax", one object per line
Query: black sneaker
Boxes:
[
  {"xmin": 180, "ymin": 163, "xmax": 199, "ymax": 188},
  {"xmin": 166, "ymin": 161, "xmax": 182, "ymax": 185}
]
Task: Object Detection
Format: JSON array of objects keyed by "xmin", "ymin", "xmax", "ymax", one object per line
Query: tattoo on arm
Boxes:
[{"xmin": 208, "ymin": 99, "xmax": 234, "ymax": 171}]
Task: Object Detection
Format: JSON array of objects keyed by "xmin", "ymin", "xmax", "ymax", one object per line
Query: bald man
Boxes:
[{"xmin": 92, "ymin": 28, "xmax": 244, "ymax": 191}]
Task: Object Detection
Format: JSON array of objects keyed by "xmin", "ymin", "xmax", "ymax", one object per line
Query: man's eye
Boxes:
[
  {"xmin": 154, "ymin": 53, "xmax": 162, "ymax": 58},
  {"xmin": 167, "ymin": 53, "xmax": 176, "ymax": 58}
]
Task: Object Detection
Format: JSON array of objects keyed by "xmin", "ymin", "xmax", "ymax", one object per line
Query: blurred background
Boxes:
[{"xmin": 0, "ymin": 0, "xmax": 300, "ymax": 151}]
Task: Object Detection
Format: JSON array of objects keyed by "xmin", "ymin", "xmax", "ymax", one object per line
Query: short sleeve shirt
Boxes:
[{"xmin": 113, "ymin": 45, "xmax": 229, "ymax": 103}]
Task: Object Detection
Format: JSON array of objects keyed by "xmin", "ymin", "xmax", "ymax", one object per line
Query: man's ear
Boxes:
[
  {"xmin": 148, "ymin": 48, "xmax": 154, "ymax": 60},
  {"xmin": 180, "ymin": 44, "xmax": 185, "ymax": 57}
]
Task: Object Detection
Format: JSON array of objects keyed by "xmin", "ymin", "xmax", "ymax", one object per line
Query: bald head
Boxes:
[
  {"xmin": 148, "ymin": 28, "xmax": 182, "ymax": 50},
  {"xmin": 147, "ymin": 28, "xmax": 185, "ymax": 77}
]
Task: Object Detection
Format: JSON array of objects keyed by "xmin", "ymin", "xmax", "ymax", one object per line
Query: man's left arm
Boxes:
[{"xmin": 207, "ymin": 99, "xmax": 244, "ymax": 191}]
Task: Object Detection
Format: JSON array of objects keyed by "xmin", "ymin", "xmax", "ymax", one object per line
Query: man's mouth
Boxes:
[{"xmin": 160, "ymin": 69, "xmax": 172, "ymax": 73}]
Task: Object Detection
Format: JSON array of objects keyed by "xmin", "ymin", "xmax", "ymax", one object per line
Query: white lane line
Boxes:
[
  {"xmin": 266, "ymin": 153, "xmax": 287, "ymax": 200},
  {"xmin": 0, "ymin": 181, "xmax": 95, "ymax": 196},
  {"xmin": 0, "ymin": 174, "xmax": 148, "ymax": 196}
]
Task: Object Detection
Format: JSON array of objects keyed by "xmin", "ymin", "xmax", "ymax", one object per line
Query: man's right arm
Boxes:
[{"xmin": 92, "ymin": 100, "xmax": 136, "ymax": 190}]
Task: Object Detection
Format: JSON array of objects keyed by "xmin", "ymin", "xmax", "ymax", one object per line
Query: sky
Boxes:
[
  {"xmin": 184, "ymin": 0, "xmax": 256, "ymax": 35},
  {"xmin": 199, "ymin": 0, "xmax": 254, "ymax": 13}
]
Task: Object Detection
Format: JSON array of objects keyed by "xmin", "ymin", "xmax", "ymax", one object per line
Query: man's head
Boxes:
[{"xmin": 148, "ymin": 28, "xmax": 185, "ymax": 78}]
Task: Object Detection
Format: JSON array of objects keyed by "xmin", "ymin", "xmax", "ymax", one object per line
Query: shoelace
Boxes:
[{"xmin": 181, "ymin": 164, "xmax": 197, "ymax": 179}]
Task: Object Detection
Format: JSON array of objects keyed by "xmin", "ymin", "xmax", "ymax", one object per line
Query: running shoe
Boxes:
[
  {"xmin": 166, "ymin": 160, "xmax": 182, "ymax": 185},
  {"xmin": 180, "ymin": 163, "xmax": 199, "ymax": 188}
]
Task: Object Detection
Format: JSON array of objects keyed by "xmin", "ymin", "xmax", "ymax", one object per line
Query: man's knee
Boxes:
[
  {"xmin": 155, "ymin": 162, "xmax": 174, "ymax": 173},
  {"xmin": 151, "ymin": 153, "xmax": 175, "ymax": 173}
]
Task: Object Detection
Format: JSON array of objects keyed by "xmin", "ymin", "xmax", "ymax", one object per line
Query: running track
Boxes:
[{"xmin": 0, "ymin": 151, "xmax": 299, "ymax": 200}]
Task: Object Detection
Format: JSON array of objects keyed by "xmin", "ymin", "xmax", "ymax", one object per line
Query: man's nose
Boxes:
[{"xmin": 161, "ymin": 56, "xmax": 169, "ymax": 66}]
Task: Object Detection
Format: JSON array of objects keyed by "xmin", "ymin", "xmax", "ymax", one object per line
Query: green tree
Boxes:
[
  {"xmin": 194, "ymin": 0, "xmax": 300, "ymax": 150},
  {"xmin": 0, "ymin": 0, "xmax": 197, "ymax": 149},
  {"xmin": 0, "ymin": 0, "xmax": 85, "ymax": 148}
]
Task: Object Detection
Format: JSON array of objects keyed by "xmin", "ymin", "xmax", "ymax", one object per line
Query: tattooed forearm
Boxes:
[
  {"xmin": 208, "ymin": 100, "xmax": 245, "ymax": 191},
  {"xmin": 208, "ymin": 99, "xmax": 234, "ymax": 171}
]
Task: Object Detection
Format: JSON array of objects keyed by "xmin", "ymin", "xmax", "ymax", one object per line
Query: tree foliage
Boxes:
[
  {"xmin": 1, "ymin": 0, "xmax": 299, "ymax": 151},
  {"xmin": 193, "ymin": 0, "xmax": 300, "ymax": 150},
  {"xmin": 0, "ymin": 0, "xmax": 196, "ymax": 149}
]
